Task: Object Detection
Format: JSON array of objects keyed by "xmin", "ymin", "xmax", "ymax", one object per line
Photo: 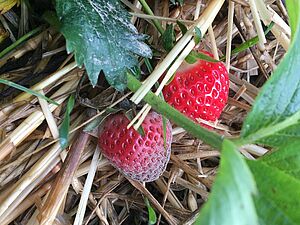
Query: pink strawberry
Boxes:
[
  {"xmin": 98, "ymin": 111, "xmax": 172, "ymax": 182},
  {"xmin": 162, "ymin": 51, "xmax": 229, "ymax": 124}
]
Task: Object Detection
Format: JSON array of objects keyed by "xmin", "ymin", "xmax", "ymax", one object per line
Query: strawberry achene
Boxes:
[
  {"xmin": 163, "ymin": 51, "xmax": 229, "ymax": 124},
  {"xmin": 98, "ymin": 111, "xmax": 172, "ymax": 182}
]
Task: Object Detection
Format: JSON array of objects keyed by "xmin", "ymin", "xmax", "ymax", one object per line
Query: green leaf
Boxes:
[
  {"xmin": 185, "ymin": 50, "xmax": 219, "ymax": 64},
  {"xmin": 195, "ymin": 140, "xmax": 258, "ymax": 225},
  {"xmin": 286, "ymin": 0, "xmax": 300, "ymax": 38},
  {"xmin": 247, "ymin": 159, "xmax": 300, "ymax": 225},
  {"xmin": 220, "ymin": 22, "xmax": 274, "ymax": 61},
  {"xmin": 238, "ymin": 5, "xmax": 300, "ymax": 146},
  {"xmin": 59, "ymin": 95, "xmax": 75, "ymax": 149},
  {"xmin": 260, "ymin": 141, "xmax": 300, "ymax": 180},
  {"xmin": 43, "ymin": 11, "xmax": 61, "ymax": 30},
  {"xmin": 0, "ymin": 78, "xmax": 58, "ymax": 105},
  {"xmin": 0, "ymin": 26, "xmax": 42, "ymax": 58},
  {"xmin": 177, "ymin": 20, "xmax": 188, "ymax": 35},
  {"xmin": 161, "ymin": 24, "xmax": 175, "ymax": 52},
  {"xmin": 144, "ymin": 197, "xmax": 157, "ymax": 225},
  {"xmin": 194, "ymin": 27, "xmax": 202, "ymax": 45},
  {"xmin": 55, "ymin": 0, "xmax": 152, "ymax": 90}
]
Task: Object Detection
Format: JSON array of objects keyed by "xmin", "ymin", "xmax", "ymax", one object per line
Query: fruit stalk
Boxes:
[{"xmin": 127, "ymin": 73, "xmax": 224, "ymax": 150}]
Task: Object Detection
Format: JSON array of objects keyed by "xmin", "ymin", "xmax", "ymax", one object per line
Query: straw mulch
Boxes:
[{"xmin": 0, "ymin": 0, "xmax": 289, "ymax": 224}]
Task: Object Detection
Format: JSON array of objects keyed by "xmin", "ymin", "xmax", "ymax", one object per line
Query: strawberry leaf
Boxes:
[
  {"xmin": 260, "ymin": 141, "xmax": 300, "ymax": 180},
  {"xmin": 247, "ymin": 154, "xmax": 300, "ymax": 225},
  {"xmin": 195, "ymin": 140, "xmax": 258, "ymax": 225},
  {"xmin": 55, "ymin": 0, "xmax": 152, "ymax": 90},
  {"xmin": 238, "ymin": 1, "xmax": 300, "ymax": 146}
]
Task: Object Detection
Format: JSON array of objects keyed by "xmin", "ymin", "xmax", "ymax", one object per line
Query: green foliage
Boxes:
[
  {"xmin": 195, "ymin": 140, "xmax": 258, "ymax": 225},
  {"xmin": 144, "ymin": 197, "xmax": 157, "ymax": 225},
  {"xmin": 0, "ymin": 78, "xmax": 58, "ymax": 105},
  {"xmin": 286, "ymin": 0, "xmax": 300, "ymax": 38},
  {"xmin": 52, "ymin": 0, "xmax": 300, "ymax": 224},
  {"xmin": 260, "ymin": 141, "xmax": 300, "ymax": 180},
  {"xmin": 176, "ymin": 20, "xmax": 188, "ymax": 35},
  {"xmin": 220, "ymin": 22, "xmax": 274, "ymax": 61},
  {"xmin": 55, "ymin": 0, "xmax": 152, "ymax": 90},
  {"xmin": 238, "ymin": 2, "xmax": 300, "ymax": 147},
  {"xmin": 194, "ymin": 27, "xmax": 202, "ymax": 45},
  {"xmin": 161, "ymin": 24, "xmax": 176, "ymax": 52},
  {"xmin": 248, "ymin": 158, "xmax": 300, "ymax": 225},
  {"xmin": 59, "ymin": 95, "xmax": 75, "ymax": 149},
  {"xmin": 185, "ymin": 51, "xmax": 219, "ymax": 64}
]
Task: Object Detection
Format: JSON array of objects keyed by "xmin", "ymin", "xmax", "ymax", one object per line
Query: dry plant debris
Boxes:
[{"xmin": 0, "ymin": 0, "xmax": 291, "ymax": 224}]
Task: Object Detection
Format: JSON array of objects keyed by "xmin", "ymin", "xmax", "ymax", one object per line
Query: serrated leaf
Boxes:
[
  {"xmin": 161, "ymin": 24, "xmax": 175, "ymax": 52},
  {"xmin": 59, "ymin": 95, "xmax": 75, "ymax": 149},
  {"xmin": 239, "ymin": 4, "xmax": 300, "ymax": 146},
  {"xmin": 56, "ymin": 0, "xmax": 152, "ymax": 90},
  {"xmin": 195, "ymin": 140, "xmax": 258, "ymax": 225},
  {"xmin": 247, "ymin": 159, "xmax": 300, "ymax": 225}
]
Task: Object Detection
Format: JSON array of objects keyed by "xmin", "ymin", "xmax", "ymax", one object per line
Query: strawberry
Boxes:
[
  {"xmin": 162, "ymin": 51, "xmax": 229, "ymax": 124},
  {"xmin": 98, "ymin": 111, "xmax": 172, "ymax": 182}
]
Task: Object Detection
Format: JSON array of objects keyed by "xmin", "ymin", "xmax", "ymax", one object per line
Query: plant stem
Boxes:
[
  {"xmin": 127, "ymin": 73, "xmax": 224, "ymax": 150},
  {"xmin": 138, "ymin": 0, "xmax": 164, "ymax": 35},
  {"xmin": 0, "ymin": 26, "xmax": 42, "ymax": 58}
]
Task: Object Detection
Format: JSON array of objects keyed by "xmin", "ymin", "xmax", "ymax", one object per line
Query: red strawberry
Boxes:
[
  {"xmin": 162, "ymin": 51, "xmax": 229, "ymax": 124},
  {"xmin": 98, "ymin": 111, "xmax": 172, "ymax": 182}
]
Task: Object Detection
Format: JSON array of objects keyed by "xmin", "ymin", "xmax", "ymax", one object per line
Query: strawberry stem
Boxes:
[{"xmin": 127, "ymin": 73, "xmax": 224, "ymax": 150}]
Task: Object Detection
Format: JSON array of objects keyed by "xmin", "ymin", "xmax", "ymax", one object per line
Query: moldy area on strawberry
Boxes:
[
  {"xmin": 98, "ymin": 111, "xmax": 172, "ymax": 182},
  {"xmin": 163, "ymin": 51, "xmax": 229, "ymax": 125}
]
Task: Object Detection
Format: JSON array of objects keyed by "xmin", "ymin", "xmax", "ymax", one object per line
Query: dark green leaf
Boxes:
[
  {"xmin": 56, "ymin": 0, "xmax": 152, "ymax": 90},
  {"xmin": 43, "ymin": 11, "xmax": 61, "ymax": 30},
  {"xmin": 248, "ymin": 159, "xmax": 300, "ymax": 225},
  {"xmin": 144, "ymin": 198, "xmax": 157, "ymax": 225},
  {"xmin": 59, "ymin": 95, "xmax": 75, "ymax": 149},
  {"xmin": 238, "ymin": 5, "xmax": 300, "ymax": 146},
  {"xmin": 195, "ymin": 140, "xmax": 258, "ymax": 225},
  {"xmin": 177, "ymin": 20, "xmax": 188, "ymax": 35},
  {"xmin": 185, "ymin": 50, "xmax": 219, "ymax": 64},
  {"xmin": 144, "ymin": 58, "xmax": 154, "ymax": 73},
  {"xmin": 161, "ymin": 24, "xmax": 175, "ymax": 52},
  {"xmin": 194, "ymin": 27, "xmax": 202, "ymax": 45},
  {"xmin": 0, "ymin": 78, "xmax": 58, "ymax": 105}
]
